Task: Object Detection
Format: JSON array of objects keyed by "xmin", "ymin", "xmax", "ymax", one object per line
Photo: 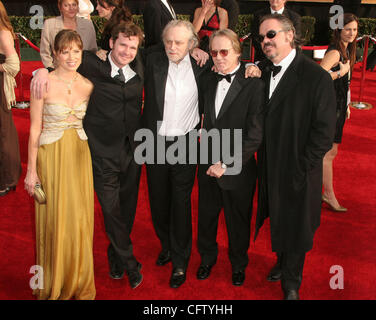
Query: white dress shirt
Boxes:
[
  {"xmin": 270, "ymin": 7, "xmax": 285, "ymax": 15},
  {"xmin": 161, "ymin": 0, "xmax": 177, "ymax": 19},
  {"xmin": 108, "ymin": 52, "xmax": 136, "ymax": 83},
  {"xmin": 159, "ymin": 53, "xmax": 199, "ymax": 136},
  {"xmin": 269, "ymin": 49, "xmax": 296, "ymax": 99},
  {"xmin": 215, "ymin": 63, "xmax": 241, "ymax": 118}
]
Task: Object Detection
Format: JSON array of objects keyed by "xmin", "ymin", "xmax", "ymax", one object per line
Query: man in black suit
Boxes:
[
  {"xmin": 252, "ymin": 0, "xmax": 301, "ymax": 63},
  {"xmin": 143, "ymin": 0, "xmax": 176, "ymax": 50},
  {"xmin": 196, "ymin": 29, "xmax": 264, "ymax": 286},
  {"xmin": 254, "ymin": 14, "xmax": 336, "ymax": 300},
  {"xmin": 142, "ymin": 20, "xmax": 209, "ymax": 288},
  {"xmin": 31, "ymin": 23, "xmax": 145, "ymax": 289}
]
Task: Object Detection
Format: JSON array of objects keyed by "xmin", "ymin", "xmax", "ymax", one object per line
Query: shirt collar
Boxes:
[
  {"xmin": 108, "ymin": 51, "xmax": 131, "ymax": 77},
  {"xmin": 274, "ymin": 48, "xmax": 296, "ymax": 71},
  {"xmin": 169, "ymin": 52, "xmax": 191, "ymax": 68},
  {"xmin": 270, "ymin": 7, "xmax": 284, "ymax": 15},
  {"xmin": 218, "ymin": 63, "xmax": 241, "ymax": 76}
]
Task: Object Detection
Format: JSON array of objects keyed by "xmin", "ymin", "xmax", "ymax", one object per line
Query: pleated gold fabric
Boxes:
[{"xmin": 33, "ymin": 128, "xmax": 96, "ymax": 300}]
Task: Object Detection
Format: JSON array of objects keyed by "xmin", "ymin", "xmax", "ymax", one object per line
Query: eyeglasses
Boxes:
[
  {"xmin": 255, "ymin": 30, "xmax": 285, "ymax": 43},
  {"xmin": 210, "ymin": 48, "xmax": 232, "ymax": 58}
]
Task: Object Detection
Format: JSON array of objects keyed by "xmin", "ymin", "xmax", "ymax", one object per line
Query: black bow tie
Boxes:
[
  {"xmin": 270, "ymin": 65, "xmax": 282, "ymax": 77},
  {"xmin": 216, "ymin": 70, "xmax": 238, "ymax": 83}
]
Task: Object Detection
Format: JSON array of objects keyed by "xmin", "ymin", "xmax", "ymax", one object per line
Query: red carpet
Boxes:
[{"xmin": 0, "ymin": 62, "xmax": 375, "ymax": 300}]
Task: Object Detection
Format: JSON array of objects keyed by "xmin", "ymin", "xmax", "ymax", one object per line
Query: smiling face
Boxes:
[
  {"xmin": 341, "ymin": 20, "xmax": 358, "ymax": 45},
  {"xmin": 109, "ymin": 33, "xmax": 139, "ymax": 68},
  {"xmin": 259, "ymin": 18, "xmax": 293, "ymax": 64},
  {"xmin": 59, "ymin": 0, "xmax": 79, "ymax": 19},
  {"xmin": 54, "ymin": 42, "xmax": 82, "ymax": 72},
  {"xmin": 164, "ymin": 25, "xmax": 194, "ymax": 64}
]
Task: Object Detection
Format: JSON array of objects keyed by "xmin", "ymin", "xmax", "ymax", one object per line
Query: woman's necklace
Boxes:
[{"xmin": 55, "ymin": 73, "xmax": 79, "ymax": 95}]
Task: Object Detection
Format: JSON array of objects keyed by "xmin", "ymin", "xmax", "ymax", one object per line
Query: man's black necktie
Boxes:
[
  {"xmin": 114, "ymin": 69, "xmax": 125, "ymax": 82},
  {"xmin": 270, "ymin": 65, "xmax": 282, "ymax": 77}
]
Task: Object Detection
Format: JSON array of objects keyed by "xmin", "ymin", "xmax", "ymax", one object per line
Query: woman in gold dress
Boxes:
[
  {"xmin": 24, "ymin": 30, "xmax": 96, "ymax": 300},
  {"xmin": 0, "ymin": 0, "xmax": 21, "ymax": 196}
]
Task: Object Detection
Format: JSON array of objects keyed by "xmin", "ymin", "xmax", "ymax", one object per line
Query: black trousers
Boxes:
[
  {"xmin": 146, "ymin": 133, "xmax": 198, "ymax": 269},
  {"xmin": 275, "ymin": 252, "xmax": 306, "ymax": 291},
  {"xmin": 91, "ymin": 141, "xmax": 141, "ymax": 272},
  {"xmin": 197, "ymin": 166, "xmax": 256, "ymax": 272}
]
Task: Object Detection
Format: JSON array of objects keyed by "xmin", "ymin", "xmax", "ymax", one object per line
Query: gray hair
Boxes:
[
  {"xmin": 162, "ymin": 20, "xmax": 199, "ymax": 49},
  {"xmin": 260, "ymin": 14, "xmax": 304, "ymax": 48}
]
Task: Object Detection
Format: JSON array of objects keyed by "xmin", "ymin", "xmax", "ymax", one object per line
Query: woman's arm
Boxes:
[
  {"xmin": 218, "ymin": 7, "xmax": 228, "ymax": 30},
  {"xmin": 320, "ymin": 49, "xmax": 349, "ymax": 80},
  {"xmin": 0, "ymin": 30, "xmax": 16, "ymax": 72},
  {"xmin": 192, "ymin": 7, "xmax": 206, "ymax": 33},
  {"xmin": 24, "ymin": 93, "xmax": 44, "ymax": 196}
]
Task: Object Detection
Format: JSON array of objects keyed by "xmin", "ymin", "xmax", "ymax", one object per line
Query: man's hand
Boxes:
[
  {"xmin": 96, "ymin": 49, "xmax": 108, "ymax": 61},
  {"xmin": 191, "ymin": 47, "xmax": 209, "ymax": 67},
  {"xmin": 30, "ymin": 68, "xmax": 49, "ymax": 99},
  {"xmin": 245, "ymin": 64, "xmax": 261, "ymax": 78},
  {"xmin": 206, "ymin": 161, "xmax": 226, "ymax": 178}
]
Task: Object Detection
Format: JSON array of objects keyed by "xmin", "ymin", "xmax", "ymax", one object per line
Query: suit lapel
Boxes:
[
  {"xmin": 154, "ymin": 53, "xmax": 169, "ymax": 118},
  {"xmin": 267, "ymin": 53, "xmax": 300, "ymax": 113},
  {"xmin": 216, "ymin": 64, "xmax": 245, "ymax": 120},
  {"xmin": 161, "ymin": 1, "xmax": 174, "ymax": 20},
  {"xmin": 206, "ymin": 74, "xmax": 218, "ymax": 125}
]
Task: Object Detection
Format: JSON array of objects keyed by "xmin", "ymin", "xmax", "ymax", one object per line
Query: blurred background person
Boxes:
[
  {"xmin": 143, "ymin": 0, "xmax": 176, "ymax": 51},
  {"xmin": 96, "ymin": 0, "xmax": 132, "ymax": 59},
  {"xmin": 40, "ymin": 0, "xmax": 97, "ymax": 69},
  {"xmin": 0, "ymin": 0, "xmax": 21, "ymax": 197},
  {"xmin": 320, "ymin": 13, "xmax": 358, "ymax": 212},
  {"xmin": 25, "ymin": 30, "xmax": 96, "ymax": 300},
  {"xmin": 192, "ymin": 0, "xmax": 228, "ymax": 52},
  {"xmin": 77, "ymin": 0, "xmax": 94, "ymax": 20}
]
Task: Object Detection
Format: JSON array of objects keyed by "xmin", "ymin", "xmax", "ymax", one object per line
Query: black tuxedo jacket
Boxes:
[
  {"xmin": 142, "ymin": 50, "xmax": 210, "ymax": 135},
  {"xmin": 143, "ymin": 0, "xmax": 175, "ymax": 50},
  {"xmin": 199, "ymin": 63, "xmax": 265, "ymax": 190},
  {"xmin": 78, "ymin": 50, "xmax": 144, "ymax": 158},
  {"xmin": 255, "ymin": 52, "xmax": 336, "ymax": 252},
  {"xmin": 251, "ymin": 6, "xmax": 302, "ymax": 62}
]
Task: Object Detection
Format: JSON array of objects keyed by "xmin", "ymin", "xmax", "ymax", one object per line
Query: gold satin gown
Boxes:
[{"xmin": 33, "ymin": 101, "xmax": 96, "ymax": 300}]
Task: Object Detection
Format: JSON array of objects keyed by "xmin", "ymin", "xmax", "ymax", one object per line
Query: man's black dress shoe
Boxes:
[
  {"xmin": 196, "ymin": 264, "xmax": 213, "ymax": 280},
  {"xmin": 170, "ymin": 267, "xmax": 186, "ymax": 288},
  {"xmin": 283, "ymin": 289, "xmax": 300, "ymax": 300},
  {"xmin": 232, "ymin": 270, "xmax": 245, "ymax": 286},
  {"xmin": 267, "ymin": 263, "xmax": 282, "ymax": 282},
  {"xmin": 109, "ymin": 260, "xmax": 125, "ymax": 280},
  {"xmin": 156, "ymin": 250, "xmax": 171, "ymax": 266},
  {"xmin": 127, "ymin": 263, "xmax": 143, "ymax": 289}
]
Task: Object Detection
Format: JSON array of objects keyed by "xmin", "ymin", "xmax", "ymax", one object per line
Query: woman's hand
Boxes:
[
  {"xmin": 24, "ymin": 171, "xmax": 41, "ymax": 197},
  {"xmin": 339, "ymin": 60, "xmax": 350, "ymax": 76}
]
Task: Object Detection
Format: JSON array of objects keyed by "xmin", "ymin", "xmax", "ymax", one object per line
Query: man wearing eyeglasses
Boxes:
[
  {"xmin": 251, "ymin": 0, "xmax": 301, "ymax": 63},
  {"xmin": 253, "ymin": 14, "xmax": 336, "ymax": 300},
  {"xmin": 196, "ymin": 29, "xmax": 264, "ymax": 287}
]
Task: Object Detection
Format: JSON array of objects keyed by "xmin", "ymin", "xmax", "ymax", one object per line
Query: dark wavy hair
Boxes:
[
  {"xmin": 332, "ymin": 13, "xmax": 359, "ymax": 71},
  {"xmin": 98, "ymin": 0, "xmax": 132, "ymax": 38}
]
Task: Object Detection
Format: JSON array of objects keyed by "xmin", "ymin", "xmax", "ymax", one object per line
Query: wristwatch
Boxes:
[
  {"xmin": 221, "ymin": 162, "xmax": 227, "ymax": 169},
  {"xmin": 337, "ymin": 70, "xmax": 341, "ymax": 79}
]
